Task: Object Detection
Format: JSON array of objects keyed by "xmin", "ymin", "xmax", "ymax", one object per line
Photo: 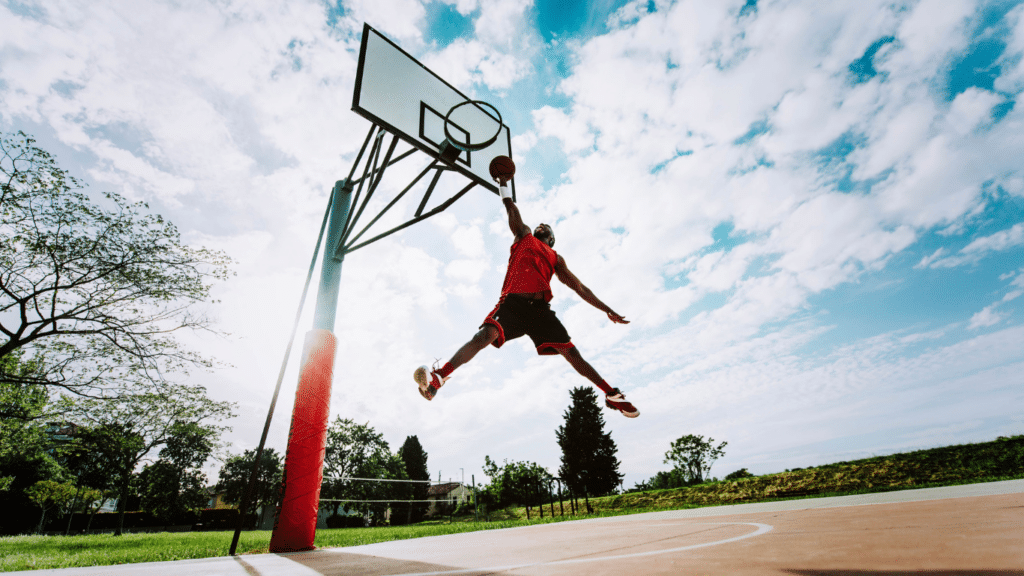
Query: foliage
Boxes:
[
  {"xmin": 396, "ymin": 435, "xmax": 429, "ymax": 524},
  {"xmin": 664, "ymin": 434, "xmax": 727, "ymax": 485},
  {"xmin": 555, "ymin": 386, "xmax": 623, "ymax": 497},
  {"xmin": 60, "ymin": 387, "xmax": 235, "ymax": 535},
  {"xmin": 482, "ymin": 456, "xmax": 553, "ymax": 509},
  {"xmin": 0, "ymin": 363, "xmax": 68, "ymax": 534},
  {"xmin": 647, "ymin": 469, "xmax": 693, "ymax": 490},
  {"xmin": 0, "ymin": 349, "xmax": 48, "ymax": 421},
  {"xmin": 725, "ymin": 468, "xmax": 756, "ymax": 481},
  {"xmin": 320, "ymin": 418, "xmax": 410, "ymax": 523},
  {"xmin": 24, "ymin": 480, "xmax": 78, "ymax": 532},
  {"xmin": 138, "ymin": 422, "xmax": 216, "ymax": 523},
  {"xmin": 0, "ymin": 130, "xmax": 234, "ymax": 398},
  {"xmin": 216, "ymin": 447, "xmax": 283, "ymax": 521}
]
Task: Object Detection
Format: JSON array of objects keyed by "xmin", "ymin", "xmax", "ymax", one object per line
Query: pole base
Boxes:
[{"xmin": 269, "ymin": 329, "xmax": 337, "ymax": 553}]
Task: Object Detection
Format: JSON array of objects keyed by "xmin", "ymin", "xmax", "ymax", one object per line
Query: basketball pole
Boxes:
[{"xmin": 269, "ymin": 178, "xmax": 353, "ymax": 553}]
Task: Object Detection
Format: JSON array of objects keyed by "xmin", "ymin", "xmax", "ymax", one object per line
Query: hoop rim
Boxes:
[{"xmin": 443, "ymin": 100, "xmax": 503, "ymax": 153}]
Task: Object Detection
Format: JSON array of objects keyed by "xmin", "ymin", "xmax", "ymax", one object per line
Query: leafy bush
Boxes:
[{"xmin": 724, "ymin": 468, "xmax": 756, "ymax": 481}]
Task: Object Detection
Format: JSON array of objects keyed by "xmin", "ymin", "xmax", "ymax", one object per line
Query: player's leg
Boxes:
[
  {"xmin": 528, "ymin": 300, "xmax": 639, "ymax": 418},
  {"xmin": 448, "ymin": 325, "xmax": 500, "ymax": 370},
  {"xmin": 414, "ymin": 326, "xmax": 497, "ymax": 401},
  {"xmin": 556, "ymin": 347, "xmax": 639, "ymax": 418}
]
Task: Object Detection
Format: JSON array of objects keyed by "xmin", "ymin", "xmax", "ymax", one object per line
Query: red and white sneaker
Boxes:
[
  {"xmin": 605, "ymin": 388, "xmax": 639, "ymax": 418},
  {"xmin": 414, "ymin": 364, "xmax": 450, "ymax": 401}
]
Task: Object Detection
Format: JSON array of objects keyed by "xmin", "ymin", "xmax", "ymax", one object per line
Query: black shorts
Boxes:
[{"xmin": 481, "ymin": 294, "xmax": 574, "ymax": 356}]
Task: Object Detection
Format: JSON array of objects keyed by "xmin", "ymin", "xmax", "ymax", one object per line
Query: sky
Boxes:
[{"xmin": 2, "ymin": 0, "xmax": 1023, "ymax": 492}]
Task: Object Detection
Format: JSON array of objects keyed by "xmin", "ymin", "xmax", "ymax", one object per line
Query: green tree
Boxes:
[
  {"xmin": 396, "ymin": 435, "xmax": 429, "ymax": 524},
  {"xmin": 25, "ymin": 480, "xmax": 77, "ymax": 533},
  {"xmin": 217, "ymin": 448, "xmax": 283, "ymax": 527},
  {"xmin": 0, "ymin": 349, "xmax": 47, "ymax": 421},
  {"xmin": 0, "ymin": 131, "xmax": 233, "ymax": 398},
  {"xmin": 320, "ymin": 418, "xmax": 409, "ymax": 524},
  {"xmin": 0, "ymin": 353, "xmax": 66, "ymax": 534},
  {"xmin": 482, "ymin": 456, "xmax": 553, "ymax": 509},
  {"xmin": 138, "ymin": 422, "xmax": 216, "ymax": 523},
  {"xmin": 556, "ymin": 387, "xmax": 623, "ymax": 498},
  {"xmin": 664, "ymin": 434, "xmax": 727, "ymax": 484},
  {"xmin": 61, "ymin": 387, "xmax": 234, "ymax": 535}
]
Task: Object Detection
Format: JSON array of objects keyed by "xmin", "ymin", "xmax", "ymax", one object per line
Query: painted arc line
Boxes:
[{"xmin": 361, "ymin": 522, "xmax": 774, "ymax": 576}]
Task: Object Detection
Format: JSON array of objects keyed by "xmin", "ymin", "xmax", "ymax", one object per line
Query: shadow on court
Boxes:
[{"xmin": 233, "ymin": 552, "xmax": 476, "ymax": 576}]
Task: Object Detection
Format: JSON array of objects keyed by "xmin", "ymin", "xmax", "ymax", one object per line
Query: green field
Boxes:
[
  {"xmin": 3, "ymin": 435, "xmax": 1022, "ymax": 573},
  {"xmin": 0, "ymin": 518, "xmax": 590, "ymax": 572}
]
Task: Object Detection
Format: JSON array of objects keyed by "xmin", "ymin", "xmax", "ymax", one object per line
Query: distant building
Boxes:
[
  {"xmin": 205, "ymin": 487, "xmax": 235, "ymax": 510},
  {"xmin": 426, "ymin": 482, "xmax": 472, "ymax": 516}
]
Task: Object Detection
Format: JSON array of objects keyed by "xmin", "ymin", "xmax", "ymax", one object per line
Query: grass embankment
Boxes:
[
  {"xmin": 3, "ymin": 435, "xmax": 1022, "ymax": 572},
  {"xmin": 503, "ymin": 435, "xmax": 1024, "ymax": 518}
]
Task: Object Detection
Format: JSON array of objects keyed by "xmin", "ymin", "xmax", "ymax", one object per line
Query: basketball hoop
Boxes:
[{"xmin": 443, "ymin": 100, "xmax": 504, "ymax": 156}]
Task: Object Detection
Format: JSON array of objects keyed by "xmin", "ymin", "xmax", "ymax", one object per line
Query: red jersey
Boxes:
[{"xmin": 500, "ymin": 233, "xmax": 558, "ymax": 302}]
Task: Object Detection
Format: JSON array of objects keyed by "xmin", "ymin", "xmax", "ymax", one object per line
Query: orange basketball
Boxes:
[{"xmin": 489, "ymin": 155, "xmax": 516, "ymax": 181}]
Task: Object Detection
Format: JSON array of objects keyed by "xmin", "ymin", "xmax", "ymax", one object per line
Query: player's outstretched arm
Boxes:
[
  {"xmin": 500, "ymin": 181, "xmax": 529, "ymax": 241},
  {"xmin": 554, "ymin": 255, "xmax": 630, "ymax": 324}
]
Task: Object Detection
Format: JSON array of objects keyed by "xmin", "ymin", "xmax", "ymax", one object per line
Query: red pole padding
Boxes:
[{"xmin": 269, "ymin": 329, "xmax": 336, "ymax": 552}]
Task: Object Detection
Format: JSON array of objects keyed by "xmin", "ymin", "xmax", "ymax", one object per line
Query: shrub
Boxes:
[{"xmin": 724, "ymin": 468, "xmax": 756, "ymax": 481}]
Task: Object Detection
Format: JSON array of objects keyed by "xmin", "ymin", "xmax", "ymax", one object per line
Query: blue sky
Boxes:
[{"xmin": 2, "ymin": 0, "xmax": 1023, "ymax": 490}]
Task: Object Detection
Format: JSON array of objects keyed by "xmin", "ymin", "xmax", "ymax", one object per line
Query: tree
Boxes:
[
  {"xmin": 25, "ymin": 480, "xmax": 77, "ymax": 533},
  {"xmin": 664, "ymin": 434, "xmax": 727, "ymax": 485},
  {"xmin": 138, "ymin": 422, "xmax": 216, "ymax": 523},
  {"xmin": 0, "ymin": 131, "xmax": 233, "ymax": 398},
  {"xmin": 555, "ymin": 387, "xmax": 623, "ymax": 499},
  {"xmin": 217, "ymin": 448, "xmax": 283, "ymax": 527},
  {"xmin": 482, "ymin": 456, "xmax": 553, "ymax": 510},
  {"xmin": 60, "ymin": 386, "xmax": 234, "ymax": 535},
  {"xmin": 0, "ymin": 349, "xmax": 47, "ymax": 421},
  {"xmin": 0, "ymin": 357, "xmax": 67, "ymax": 534},
  {"xmin": 320, "ymin": 418, "xmax": 408, "ymax": 524},
  {"xmin": 397, "ymin": 435, "xmax": 429, "ymax": 524}
]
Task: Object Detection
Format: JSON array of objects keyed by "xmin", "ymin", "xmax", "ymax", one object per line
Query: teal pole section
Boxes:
[{"xmin": 313, "ymin": 179, "xmax": 354, "ymax": 331}]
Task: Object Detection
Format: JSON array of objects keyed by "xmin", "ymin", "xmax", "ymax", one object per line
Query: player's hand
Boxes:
[{"xmin": 608, "ymin": 312, "xmax": 629, "ymax": 324}]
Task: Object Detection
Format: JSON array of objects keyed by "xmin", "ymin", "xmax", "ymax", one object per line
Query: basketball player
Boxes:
[{"xmin": 415, "ymin": 170, "xmax": 639, "ymax": 418}]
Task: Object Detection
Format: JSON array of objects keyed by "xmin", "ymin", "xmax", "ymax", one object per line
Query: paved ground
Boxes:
[{"xmin": 12, "ymin": 480, "xmax": 1024, "ymax": 575}]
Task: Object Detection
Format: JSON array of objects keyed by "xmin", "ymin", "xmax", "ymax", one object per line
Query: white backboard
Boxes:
[{"xmin": 352, "ymin": 23, "xmax": 513, "ymax": 193}]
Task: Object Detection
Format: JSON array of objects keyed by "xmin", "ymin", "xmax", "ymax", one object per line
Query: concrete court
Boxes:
[{"xmin": 12, "ymin": 479, "xmax": 1024, "ymax": 576}]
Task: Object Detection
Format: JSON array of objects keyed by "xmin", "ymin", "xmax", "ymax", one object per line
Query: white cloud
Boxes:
[
  {"xmin": 925, "ymin": 223, "xmax": 1024, "ymax": 268},
  {"xmin": 961, "ymin": 222, "xmax": 1024, "ymax": 255},
  {"xmin": 532, "ymin": 106, "xmax": 593, "ymax": 154},
  {"xmin": 968, "ymin": 305, "xmax": 1004, "ymax": 330},
  {"xmin": 946, "ymin": 87, "xmax": 1004, "ymax": 135},
  {"xmin": 440, "ymin": 0, "xmax": 479, "ymax": 17}
]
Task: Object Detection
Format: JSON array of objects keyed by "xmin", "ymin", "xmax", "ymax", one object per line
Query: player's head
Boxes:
[{"xmin": 534, "ymin": 223, "xmax": 555, "ymax": 247}]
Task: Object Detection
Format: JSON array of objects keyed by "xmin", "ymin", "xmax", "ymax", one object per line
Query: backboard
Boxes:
[{"xmin": 353, "ymin": 23, "xmax": 513, "ymax": 194}]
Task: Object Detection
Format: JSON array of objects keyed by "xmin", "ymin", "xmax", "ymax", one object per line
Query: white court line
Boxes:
[{"xmin": 371, "ymin": 522, "xmax": 774, "ymax": 576}]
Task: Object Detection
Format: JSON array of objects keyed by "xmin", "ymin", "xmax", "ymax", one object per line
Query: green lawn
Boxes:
[{"xmin": 0, "ymin": 517, "xmax": 587, "ymax": 573}]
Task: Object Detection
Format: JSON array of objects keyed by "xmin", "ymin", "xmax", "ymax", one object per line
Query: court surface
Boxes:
[{"xmin": 13, "ymin": 480, "xmax": 1024, "ymax": 575}]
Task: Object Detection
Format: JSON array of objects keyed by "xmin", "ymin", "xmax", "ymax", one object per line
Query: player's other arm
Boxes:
[
  {"xmin": 554, "ymin": 255, "xmax": 629, "ymax": 324},
  {"xmin": 501, "ymin": 183, "xmax": 530, "ymax": 241}
]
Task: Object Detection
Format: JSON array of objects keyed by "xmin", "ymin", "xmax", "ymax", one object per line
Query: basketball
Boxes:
[{"xmin": 489, "ymin": 155, "xmax": 516, "ymax": 182}]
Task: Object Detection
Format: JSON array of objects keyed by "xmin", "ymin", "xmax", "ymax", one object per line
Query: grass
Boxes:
[
  {"xmin": 3, "ymin": 435, "xmax": 1023, "ymax": 572},
  {"xmin": 0, "ymin": 518, "xmax": 585, "ymax": 572}
]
